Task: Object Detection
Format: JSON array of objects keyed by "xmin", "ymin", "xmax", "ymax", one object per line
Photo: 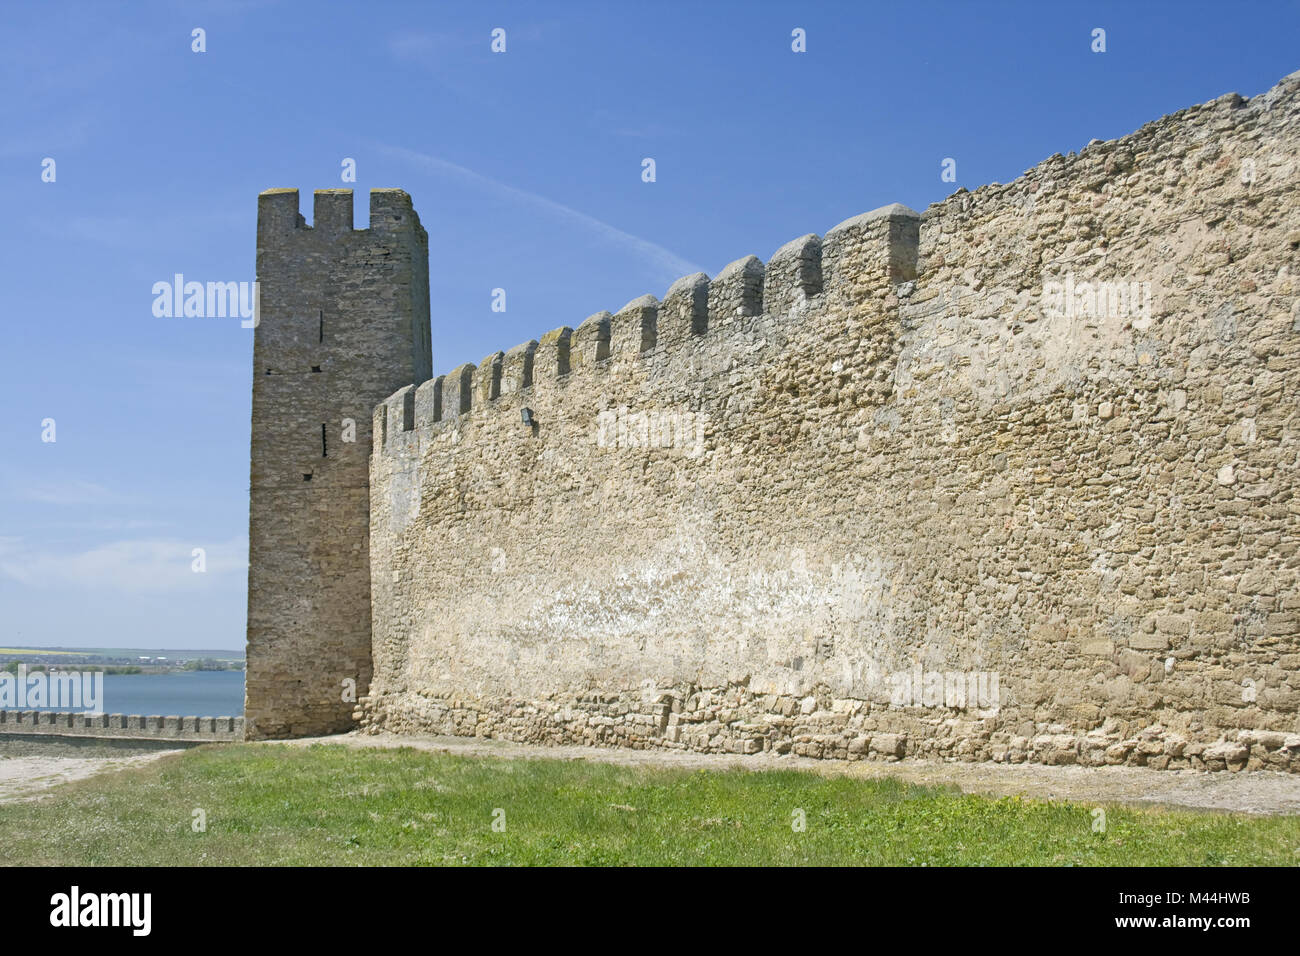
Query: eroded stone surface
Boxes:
[{"xmin": 251, "ymin": 73, "xmax": 1300, "ymax": 771}]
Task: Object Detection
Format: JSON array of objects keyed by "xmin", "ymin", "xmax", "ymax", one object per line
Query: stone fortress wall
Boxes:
[
  {"xmin": 0, "ymin": 710, "xmax": 243, "ymax": 742},
  {"xmin": 256, "ymin": 71, "xmax": 1300, "ymax": 771}
]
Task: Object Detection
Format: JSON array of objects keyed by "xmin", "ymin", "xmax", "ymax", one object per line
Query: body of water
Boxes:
[{"xmin": 13, "ymin": 670, "xmax": 245, "ymax": 716}]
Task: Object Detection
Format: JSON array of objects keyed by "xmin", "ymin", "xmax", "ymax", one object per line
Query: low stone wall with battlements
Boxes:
[{"xmin": 0, "ymin": 711, "xmax": 244, "ymax": 742}]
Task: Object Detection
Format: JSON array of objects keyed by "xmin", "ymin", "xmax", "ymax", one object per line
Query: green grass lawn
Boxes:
[{"xmin": 1, "ymin": 743, "xmax": 1296, "ymax": 866}]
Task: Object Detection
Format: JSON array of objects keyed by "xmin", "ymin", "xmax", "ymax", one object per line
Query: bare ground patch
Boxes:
[{"xmin": 0, "ymin": 751, "xmax": 181, "ymax": 804}]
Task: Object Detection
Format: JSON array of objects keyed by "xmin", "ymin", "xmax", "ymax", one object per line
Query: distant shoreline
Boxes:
[{"xmin": 1, "ymin": 648, "xmax": 245, "ymax": 677}]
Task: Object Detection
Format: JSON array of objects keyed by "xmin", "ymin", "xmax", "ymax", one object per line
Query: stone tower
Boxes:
[{"xmin": 245, "ymin": 188, "xmax": 431, "ymax": 739}]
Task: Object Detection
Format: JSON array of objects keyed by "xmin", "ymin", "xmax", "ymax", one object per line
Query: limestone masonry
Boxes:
[
  {"xmin": 0, "ymin": 711, "xmax": 243, "ymax": 742},
  {"xmin": 247, "ymin": 71, "xmax": 1300, "ymax": 772}
]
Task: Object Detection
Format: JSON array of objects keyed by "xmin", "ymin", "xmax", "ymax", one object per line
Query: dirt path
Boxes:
[
  {"xmin": 0, "ymin": 751, "xmax": 180, "ymax": 804},
  {"xmin": 285, "ymin": 731, "xmax": 1300, "ymax": 816}
]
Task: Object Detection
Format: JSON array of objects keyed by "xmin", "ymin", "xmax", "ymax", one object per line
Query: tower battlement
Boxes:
[{"xmin": 257, "ymin": 187, "xmax": 426, "ymax": 239}]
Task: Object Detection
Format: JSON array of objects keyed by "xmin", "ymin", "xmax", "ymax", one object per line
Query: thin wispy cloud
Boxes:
[
  {"xmin": 0, "ymin": 535, "xmax": 247, "ymax": 593},
  {"xmin": 19, "ymin": 479, "xmax": 120, "ymax": 507},
  {"xmin": 44, "ymin": 518, "xmax": 173, "ymax": 533},
  {"xmin": 376, "ymin": 143, "xmax": 705, "ymax": 281}
]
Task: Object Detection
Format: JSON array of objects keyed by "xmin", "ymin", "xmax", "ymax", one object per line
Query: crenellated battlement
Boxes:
[
  {"xmin": 256, "ymin": 187, "xmax": 426, "ymax": 241},
  {"xmin": 372, "ymin": 202, "xmax": 920, "ymax": 454}
]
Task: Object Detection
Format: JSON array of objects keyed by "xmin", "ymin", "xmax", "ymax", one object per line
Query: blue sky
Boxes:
[{"xmin": 2, "ymin": 0, "xmax": 1297, "ymax": 650}]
